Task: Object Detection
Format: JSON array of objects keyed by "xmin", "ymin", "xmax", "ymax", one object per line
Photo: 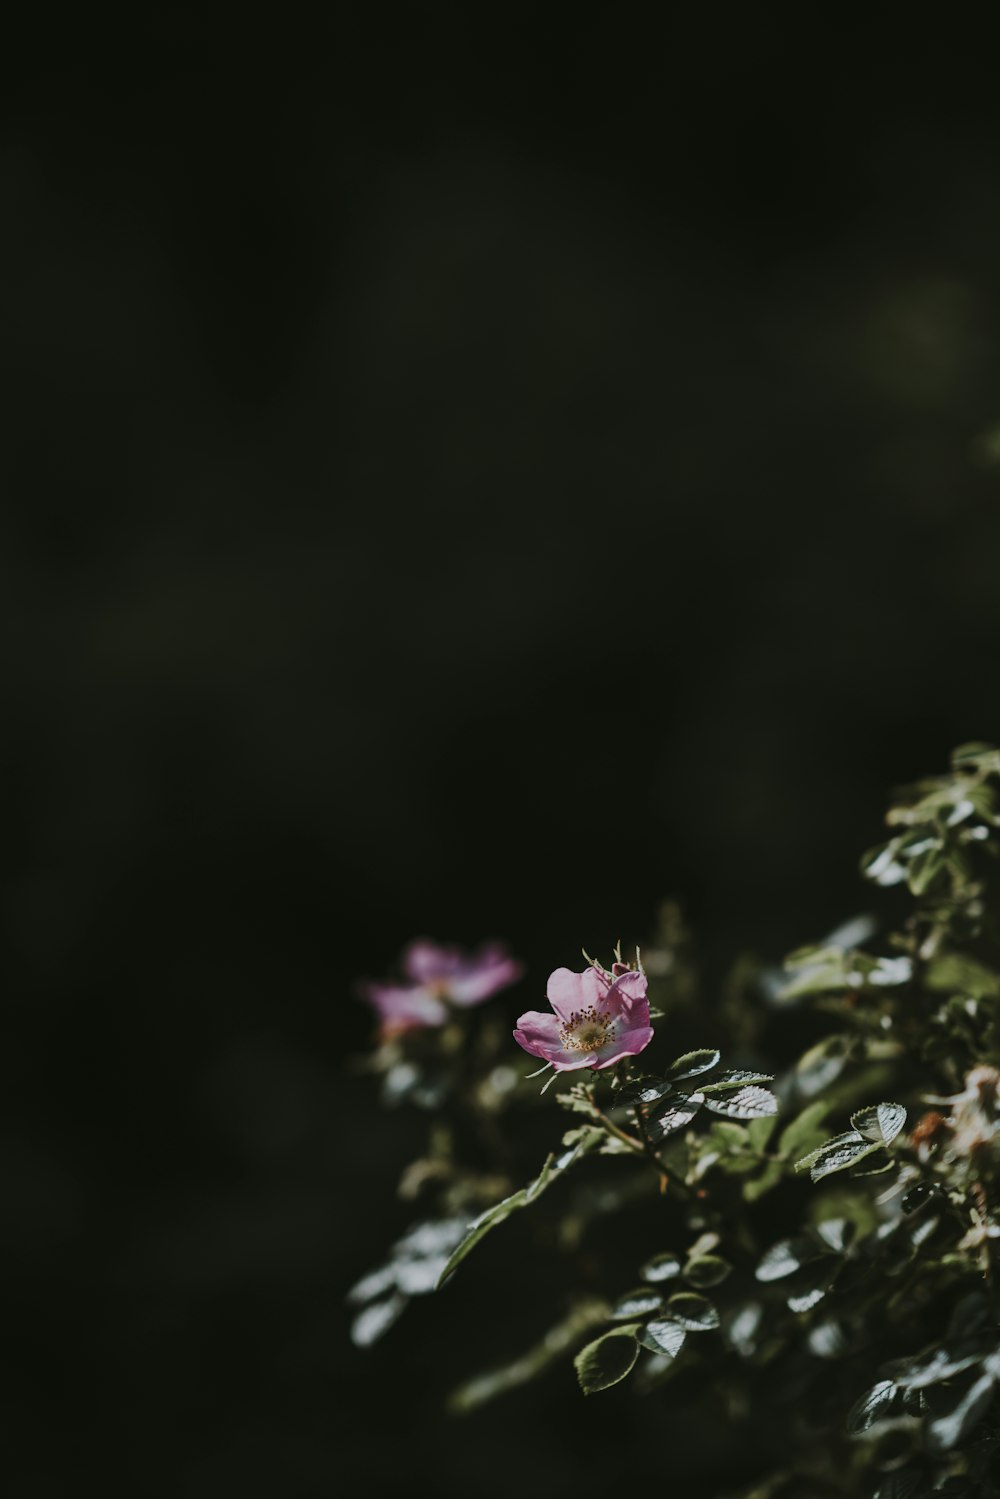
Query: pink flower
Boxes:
[
  {"xmin": 514, "ymin": 961, "xmax": 653, "ymax": 1072},
  {"xmin": 362, "ymin": 940, "xmax": 523, "ymax": 1036}
]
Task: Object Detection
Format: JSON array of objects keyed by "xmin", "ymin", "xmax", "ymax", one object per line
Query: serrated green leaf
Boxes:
[
  {"xmin": 665, "ymin": 1049, "xmax": 720, "ymax": 1081},
  {"xmin": 794, "ymin": 1130, "xmax": 865, "ymax": 1173},
  {"xmin": 846, "ymin": 1378, "xmax": 897, "ymax": 1434},
  {"xmin": 810, "ymin": 1137, "xmax": 880, "ymax": 1181},
  {"xmin": 646, "ymin": 1091, "xmax": 706, "ymax": 1142},
  {"xmin": 702, "ymin": 1069, "xmax": 775, "ymax": 1093},
  {"xmin": 684, "ymin": 1254, "xmax": 732, "ymax": 1288},
  {"xmin": 637, "ymin": 1318, "xmax": 687, "ymax": 1358},
  {"xmin": 609, "ymin": 1288, "xmax": 664, "ymax": 1320},
  {"xmin": 666, "ymin": 1292, "xmax": 719, "ymax": 1331},
  {"xmin": 703, "ymin": 1086, "xmax": 778, "ymax": 1120},
  {"xmin": 850, "ymin": 1102, "xmax": 907, "ymax": 1146},
  {"xmin": 574, "ymin": 1326, "xmax": 641, "ymax": 1394}
]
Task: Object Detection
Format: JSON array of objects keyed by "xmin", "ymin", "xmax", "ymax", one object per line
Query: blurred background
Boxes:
[{"xmin": 3, "ymin": 10, "xmax": 1000, "ymax": 1495}]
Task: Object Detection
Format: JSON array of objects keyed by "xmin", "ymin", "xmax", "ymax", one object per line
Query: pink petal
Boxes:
[
  {"xmin": 546, "ymin": 965, "xmax": 608, "ymax": 1021},
  {"xmin": 402, "ymin": 940, "xmax": 458, "ymax": 984},
  {"xmin": 513, "ymin": 1010, "xmax": 601, "ymax": 1072},
  {"xmin": 449, "ymin": 953, "xmax": 524, "ymax": 1005},
  {"xmin": 363, "ymin": 983, "xmax": 448, "ymax": 1030}
]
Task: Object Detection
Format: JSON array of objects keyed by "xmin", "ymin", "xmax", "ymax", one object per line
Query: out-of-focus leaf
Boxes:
[
  {"xmin": 747, "ymin": 1112, "xmax": 780, "ymax": 1150},
  {"xmin": 872, "ymin": 1469, "xmax": 924, "ymax": 1499},
  {"xmin": 925, "ymin": 1369, "xmax": 997, "ymax": 1453},
  {"xmin": 703, "ymin": 1086, "xmax": 778, "ymax": 1120},
  {"xmin": 756, "ymin": 1235, "xmax": 824, "ymax": 1282},
  {"xmin": 777, "ymin": 1102, "xmax": 830, "ymax": 1159},
  {"xmin": 907, "ymin": 847, "xmax": 946, "ymax": 896},
  {"xmin": 637, "ymin": 1319, "xmax": 687, "ymax": 1358},
  {"xmin": 951, "ymin": 741, "xmax": 1000, "ymax": 772},
  {"xmin": 641, "ymin": 1252, "xmax": 683, "ymax": 1283},
  {"xmin": 684, "ymin": 1254, "xmax": 732, "ymax": 1288},
  {"xmin": 666, "ymin": 1292, "xmax": 720, "ymax": 1331},
  {"xmin": 574, "ymin": 1325, "xmax": 641, "ymax": 1394},
  {"xmin": 786, "ymin": 1259, "xmax": 838, "ymax": 1313},
  {"xmin": 610, "ymin": 1288, "xmax": 664, "ymax": 1320},
  {"xmin": 851, "ymin": 1103, "xmax": 907, "ymax": 1146},
  {"xmin": 744, "ymin": 1161, "xmax": 784, "ymax": 1200},
  {"xmin": 814, "ymin": 1218, "xmax": 854, "ymax": 1254},
  {"xmin": 846, "ymin": 1379, "xmax": 897, "ymax": 1434},
  {"xmin": 860, "ymin": 839, "xmax": 908, "ymax": 888},
  {"xmin": 795, "ymin": 1036, "xmax": 851, "ymax": 1097},
  {"xmin": 924, "ymin": 953, "xmax": 1000, "ymax": 999}
]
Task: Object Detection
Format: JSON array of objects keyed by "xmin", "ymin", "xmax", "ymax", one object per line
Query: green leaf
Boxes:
[
  {"xmin": 637, "ymin": 1319, "xmax": 687, "ymax": 1358},
  {"xmin": 925, "ymin": 952, "xmax": 1000, "ymax": 999},
  {"xmin": 574, "ymin": 1325, "xmax": 641, "ymax": 1394},
  {"xmin": 640, "ymin": 1252, "xmax": 683, "ymax": 1283},
  {"xmin": 850, "ymin": 1102, "xmax": 907, "ymax": 1146},
  {"xmin": 795, "ymin": 1035, "xmax": 851, "ymax": 1097},
  {"xmin": 684, "ymin": 1254, "xmax": 732, "ymax": 1288},
  {"xmin": 786, "ymin": 1258, "xmax": 838, "ymax": 1313},
  {"xmin": 794, "ymin": 1130, "xmax": 866, "ymax": 1173},
  {"xmin": 703, "ymin": 1086, "xmax": 778, "ymax": 1120},
  {"xmin": 747, "ymin": 1112, "xmax": 780, "ymax": 1150},
  {"xmin": 646, "ymin": 1091, "xmax": 706, "ymax": 1142},
  {"xmin": 618, "ymin": 1076, "xmax": 675, "ymax": 1106},
  {"xmin": 906, "ymin": 846, "xmax": 946, "ymax": 896},
  {"xmin": 666, "ymin": 1292, "xmax": 720, "ymax": 1331},
  {"xmin": 609, "ymin": 1288, "xmax": 664, "ymax": 1320},
  {"xmin": 437, "ymin": 1128, "xmax": 603, "ymax": 1286},
  {"xmin": 951, "ymin": 741, "xmax": 1000, "ymax": 772},
  {"xmin": 702, "ymin": 1069, "xmax": 775, "ymax": 1093},
  {"xmin": 756, "ymin": 1235, "xmax": 823, "ymax": 1283},
  {"xmin": 665, "ymin": 1049, "xmax": 721, "ymax": 1081},
  {"xmin": 777, "ymin": 1101, "xmax": 830, "ymax": 1159},
  {"xmin": 925, "ymin": 1369, "xmax": 998, "ymax": 1453},
  {"xmin": 846, "ymin": 1379, "xmax": 897, "ymax": 1434},
  {"xmin": 809, "ymin": 1137, "xmax": 880, "ymax": 1181},
  {"xmin": 743, "ymin": 1161, "xmax": 783, "ymax": 1201},
  {"xmin": 860, "ymin": 839, "xmax": 908, "ymax": 887}
]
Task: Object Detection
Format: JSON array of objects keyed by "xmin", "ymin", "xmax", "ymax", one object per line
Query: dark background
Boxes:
[{"xmin": 3, "ymin": 12, "xmax": 1000, "ymax": 1496}]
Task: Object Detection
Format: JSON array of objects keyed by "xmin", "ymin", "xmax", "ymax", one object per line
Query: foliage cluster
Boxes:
[{"xmin": 350, "ymin": 746, "xmax": 1000, "ymax": 1497}]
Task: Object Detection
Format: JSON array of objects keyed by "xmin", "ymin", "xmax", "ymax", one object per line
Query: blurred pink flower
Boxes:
[
  {"xmin": 514, "ymin": 961, "xmax": 653, "ymax": 1072},
  {"xmin": 363, "ymin": 940, "xmax": 523, "ymax": 1036}
]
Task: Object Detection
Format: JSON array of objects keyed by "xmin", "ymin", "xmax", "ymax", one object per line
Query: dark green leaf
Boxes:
[
  {"xmin": 794, "ymin": 1130, "xmax": 865, "ymax": 1172},
  {"xmin": 646, "ymin": 1091, "xmax": 706, "ymax": 1142},
  {"xmin": 814, "ymin": 1218, "xmax": 854, "ymax": 1254},
  {"xmin": 926, "ymin": 1369, "xmax": 997, "ymax": 1453},
  {"xmin": 702, "ymin": 1069, "xmax": 775, "ymax": 1093},
  {"xmin": 666, "ymin": 1292, "xmax": 720, "ymax": 1331},
  {"xmin": 684, "ymin": 1254, "xmax": 732, "ymax": 1289},
  {"xmin": 786, "ymin": 1259, "xmax": 838, "ymax": 1313},
  {"xmin": 619, "ymin": 1076, "xmax": 675, "ymax": 1106},
  {"xmin": 637, "ymin": 1319, "xmax": 687, "ymax": 1358},
  {"xmin": 574, "ymin": 1326, "xmax": 641, "ymax": 1395},
  {"xmin": 872, "ymin": 1470, "xmax": 924, "ymax": 1499},
  {"xmin": 756, "ymin": 1235, "xmax": 823, "ymax": 1283},
  {"xmin": 851, "ymin": 1103, "xmax": 907, "ymax": 1146},
  {"xmin": 641, "ymin": 1252, "xmax": 683, "ymax": 1284},
  {"xmin": 610, "ymin": 1288, "xmax": 664, "ymax": 1320},
  {"xmin": 846, "ymin": 1379, "xmax": 897, "ymax": 1434},
  {"xmin": 951, "ymin": 741, "xmax": 1000, "ymax": 772},
  {"xmin": 703, "ymin": 1086, "xmax": 778, "ymax": 1120}
]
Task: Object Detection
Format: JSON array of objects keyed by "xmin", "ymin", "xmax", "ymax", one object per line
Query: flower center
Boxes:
[{"xmin": 560, "ymin": 1005, "xmax": 616, "ymax": 1053}]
